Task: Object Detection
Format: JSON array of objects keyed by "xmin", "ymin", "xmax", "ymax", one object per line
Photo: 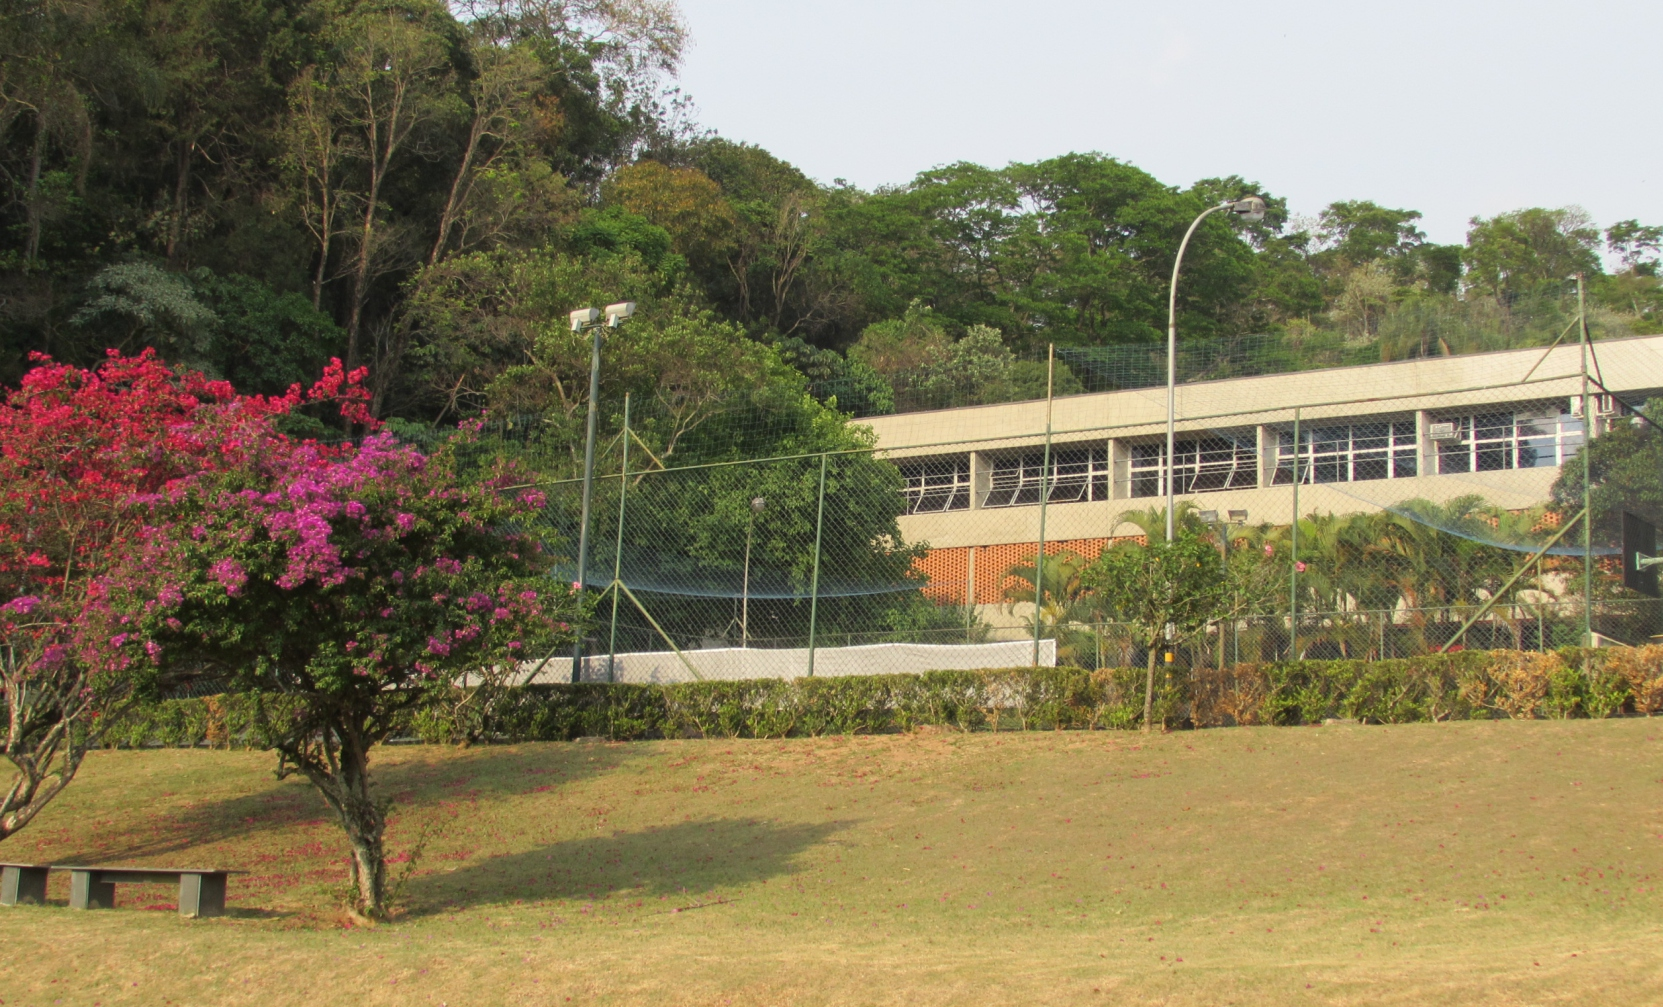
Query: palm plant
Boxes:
[{"xmin": 1000, "ymin": 550, "xmax": 1104, "ymax": 663}]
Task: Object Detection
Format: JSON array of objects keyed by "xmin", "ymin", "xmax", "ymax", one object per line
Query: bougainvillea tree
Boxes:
[
  {"xmin": 0, "ymin": 350, "xmax": 379, "ymax": 841},
  {"xmin": 120, "ymin": 428, "xmax": 568, "ymax": 920},
  {"xmin": 0, "ymin": 349, "xmax": 329, "ymax": 842}
]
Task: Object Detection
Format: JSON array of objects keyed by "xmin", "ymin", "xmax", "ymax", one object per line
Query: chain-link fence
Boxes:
[{"xmin": 470, "ymin": 288, "xmax": 1663, "ymax": 684}]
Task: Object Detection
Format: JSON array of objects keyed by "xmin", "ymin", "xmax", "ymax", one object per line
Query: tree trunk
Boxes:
[
  {"xmin": 296, "ymin": 727, "xmax": 388, "ymax": 920},
  {"xmin": 342, "ymin": 806, "xmax": 387, "ymax": 919},
  {"xmin": 345, "ymin": 203, "xmax": 373, "ymax": 371},
  {"xmin": 0, "ymin": 745, "xmax": 82, "ymax": 841},
  {"xmin": 429, "ymin": 114, "xmax": 484, "ymax": 267},
  {"xmin": 166, "ymin": 138, "xmax": 194, "ymax": 266},
  {"xmin": 23, "ymin": 120, "xmax": 44, "ymax": 263},
  {"xmin": 311, "ymin": 230, "xmax": 331, "ymax": 311},
  {"xmin": 1142, "ymin": 638, "xmax": 1159, "ymax": 733},
  {"xmin": 2, "ymin": 663, "xmax": 129, "ymax": 841}
]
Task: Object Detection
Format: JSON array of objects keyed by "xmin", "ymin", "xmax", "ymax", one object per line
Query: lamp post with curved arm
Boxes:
[{"xmin": 1164, "ymin": 197, "xmax": 1267, "ymax": 542}]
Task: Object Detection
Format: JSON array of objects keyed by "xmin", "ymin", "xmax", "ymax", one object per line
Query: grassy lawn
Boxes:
[{"xmin": 3, "ymin": 719, "xmax": 1662, "ymax": 1005}]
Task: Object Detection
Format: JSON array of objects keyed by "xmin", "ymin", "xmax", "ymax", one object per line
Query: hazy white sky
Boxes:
[{"xmin": 674, "ymin": 0, "xmax": 1662, "ymax": 246}]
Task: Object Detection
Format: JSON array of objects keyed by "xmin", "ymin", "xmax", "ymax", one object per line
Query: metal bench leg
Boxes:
[
  {"xmin": 1, "ymin": 866, "xmax": 49, "ymax": 906},
  {"xmin": 178, "ymin": 873, "xmax": 226, "ymax": 918},
  {"xmin": 69, "ymin": 871, "xmax": 115, "ymax": 910}
]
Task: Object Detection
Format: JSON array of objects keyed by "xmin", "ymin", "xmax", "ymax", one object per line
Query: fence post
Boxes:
[
  {"xmin": 1290, "ymin": 406, "xmax": 1300, "ymax": 661},
  {"xmin": 1536, "ymin": 557, "xmax": 1546, "ymax": 651},
  {"xmin": 606, "ymin": 393, "xmax": 630, "ymax": 682},
  {"xmin": 1578, "ymin": 273, "xmax": 1593, "ymax": 646},
  {"xmin": 1033, "ymin": 344, "xmax": 1055, "ymax": 668},
  {"xmin": 806, "ymin": 453, "xmax": 828, "ymax": 677}
]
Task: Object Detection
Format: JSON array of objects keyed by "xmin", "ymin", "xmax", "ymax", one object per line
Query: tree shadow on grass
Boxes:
[
  {"xmin": 403, "ymin": 816, "xmax": 850, "ymax": 916},
  {"xmin": 39, "ymin": 741, "xmax": 651, "ymax": 867},
  {"xmin": 39, "ymin": 777, "xmax": 330, "ymax": 866}
]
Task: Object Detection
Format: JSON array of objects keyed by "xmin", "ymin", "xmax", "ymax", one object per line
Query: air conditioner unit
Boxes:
[
  {"xmin": 1428, "ymin": 421, "xmax": 1459, "ymax": 441},
  {"xmin": 1572, "ymin": 395, "xmax": 1621, "ymax": 418}
]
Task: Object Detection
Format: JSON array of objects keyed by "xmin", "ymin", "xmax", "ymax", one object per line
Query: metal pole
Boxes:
[
  {"xmin": 570, "ymin": 320, "xmax": 604, "ymax": 682},
  {"xmin": 741, "ymin": 513, "xmax": 754, "ymax": 648},
  {"xmin": 1167, "ymin": 205, "xmax": 1225, "ymax": 542},
  {"xmin": 806, "ymin": 453, "xmax": 828, "ymax": 677},
  {"xmin": 1034, "ymin": 345, "xmax": 1055, "ymax": 667},
  {"xmin": 1578, "ymin": 273, "xmax": 1593, "ymax": 647},
  {"xmin": 606, "ymin": 393, "xmax": 630, "ymax": 682},
  {"xmin": 1536, "ymin": 556, "xmax": 1545, "ymax": 651},
  {"xmin": 1290, "ymin": 407, "xmax": 1301, "ymax": 661}
]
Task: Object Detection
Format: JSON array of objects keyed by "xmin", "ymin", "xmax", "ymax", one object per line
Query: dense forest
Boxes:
[{"xmin": 4, "ymin": 0, "xmax": 1662, "ymax": 468}]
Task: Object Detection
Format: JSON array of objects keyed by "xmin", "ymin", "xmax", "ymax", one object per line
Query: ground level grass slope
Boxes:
[{"xmin": 2, "ymin": 719, "xmax": 1663, "ymax": 1005}]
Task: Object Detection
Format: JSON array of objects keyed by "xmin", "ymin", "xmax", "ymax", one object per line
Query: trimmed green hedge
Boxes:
[{"xmin": 107, "ymin": 646, "xmax": 1663, "ymax": 749}]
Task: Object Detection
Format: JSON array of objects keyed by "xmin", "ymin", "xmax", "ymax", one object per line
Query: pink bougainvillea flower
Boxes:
[
  {"xmin": 1, "ymin": 595, "xmax": 41, "ymax": 615},
  {"xmin": 208, "ymin": 557, "xmax": 248, "ymax": 596}
]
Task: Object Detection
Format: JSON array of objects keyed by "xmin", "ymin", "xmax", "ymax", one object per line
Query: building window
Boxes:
[
  {"xmin": 1274, "ymin": 419, "xmax": 1417, "ymax": 485},
  {"xmin": 1128, "ymin": 435, "xmax": 1257, "ymax": 498},
  {"xmin": 982, "ymin": 446, "xmax": 1109, "ymax": 509},
  {"xmin": 1435, "ymin": 404, "xmax": 1585, "ymax": 474},
  {"xmin": 898, "ymin": 455, "xmax": 972, "ymax": 513}
]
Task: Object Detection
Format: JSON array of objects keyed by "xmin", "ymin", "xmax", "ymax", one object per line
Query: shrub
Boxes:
[
  {"xmin": 1190, "ymin": 663, "xmax": 1269, "ymax": 727},
  {"xmin": 1604, "ymin": 644, "xmax": 1663, "ymax": 714},
  {"xmin": 1486, "ymin": 650, "xmax": 1559, "ymax": 719},
  {"xmin": 105, "ymin": 648, "xmax": 1661, "ymax": 748}
]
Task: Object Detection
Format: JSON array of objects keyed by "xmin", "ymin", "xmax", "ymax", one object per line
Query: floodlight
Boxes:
[
  {"xmin": 1198, "ymin": 509, "xmax": 1220, "ymax": 524},
  {"xmin": 1227, "ymin": 509, "xmax": 1249, "ymax": 524},
  {"xmin": 751, "ymin": 497, "xmax": 767, "ymax": 512},
  {"xmin": 569, "ymin": 307, "xmax": 600, "ymax": 331},
  {"xmin": 604, "ymin": 301, "xmax": 636, "ymax": 327},
  {"xmin": 1229, "ymin": 196, "xmax": 1267, "ymax": 223}
]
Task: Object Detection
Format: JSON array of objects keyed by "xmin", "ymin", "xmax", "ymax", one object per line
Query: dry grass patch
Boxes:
[{"xmin": 3, "ymin": 720, "xmax": 1663, "ymax": 1004}]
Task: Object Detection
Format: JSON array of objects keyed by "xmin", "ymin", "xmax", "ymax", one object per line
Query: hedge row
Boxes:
[{"xmin": 107, "ymin": 646, "xmax": 1663, "ymax": 748}]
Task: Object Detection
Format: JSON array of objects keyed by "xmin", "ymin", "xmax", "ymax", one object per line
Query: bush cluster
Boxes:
[{"xmin": 108, "ymin": 646, "xmax": 1663, "ymax": 748}]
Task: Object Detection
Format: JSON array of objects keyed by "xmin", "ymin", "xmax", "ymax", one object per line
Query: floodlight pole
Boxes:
[
  {"xmin": 569, "ymin": 303, "xmax": 633, "ymax": 682},
  {"xmin": 1166, "ymin": 198, "xmax": 1264, "ymax": 541}
]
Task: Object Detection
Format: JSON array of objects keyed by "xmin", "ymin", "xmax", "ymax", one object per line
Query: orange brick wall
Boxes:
[{"xmin": 911, "ymin": 536, "xmax": 1146, "ymax": 606}]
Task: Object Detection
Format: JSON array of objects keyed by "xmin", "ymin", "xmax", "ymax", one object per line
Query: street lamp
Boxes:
[
  {"xmin": 568, "ymin": 300, "xmax": 636, "ymax": 682},
  {"xmin": 741, "ymin": 496, "xmax": 766, "ymax": 648},
  {"xmin": 1164, "ymin": 197, "xmax": 1266, "ymax": 542}
]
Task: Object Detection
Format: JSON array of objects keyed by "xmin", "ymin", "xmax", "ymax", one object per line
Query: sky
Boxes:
[{"xmin": 673, "ymin": 0, "xmax": 1663, "ymax": 247}]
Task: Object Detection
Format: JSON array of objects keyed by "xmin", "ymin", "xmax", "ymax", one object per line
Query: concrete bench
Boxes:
[
  {"xmin": 0, "ymin": 863, "xmax": 50, "ymax": 906},
  {"xmin": 59, "ymin": 866, "xmax": 244, "ymax": 917}
]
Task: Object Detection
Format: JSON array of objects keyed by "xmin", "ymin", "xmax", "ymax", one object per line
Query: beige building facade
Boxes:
[{"xmin": 857, "ymin": 335, "xmax": 1663, "ymax": 621}]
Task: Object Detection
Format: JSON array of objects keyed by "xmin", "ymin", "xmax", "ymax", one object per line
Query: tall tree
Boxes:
[
  {"xmin": 1464, "ymin": 207, "xmax": 1602, "ymax": 298},
  {"xmin": 324, "ymin": 4, "xmax": 458, "ymax": 369}
]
